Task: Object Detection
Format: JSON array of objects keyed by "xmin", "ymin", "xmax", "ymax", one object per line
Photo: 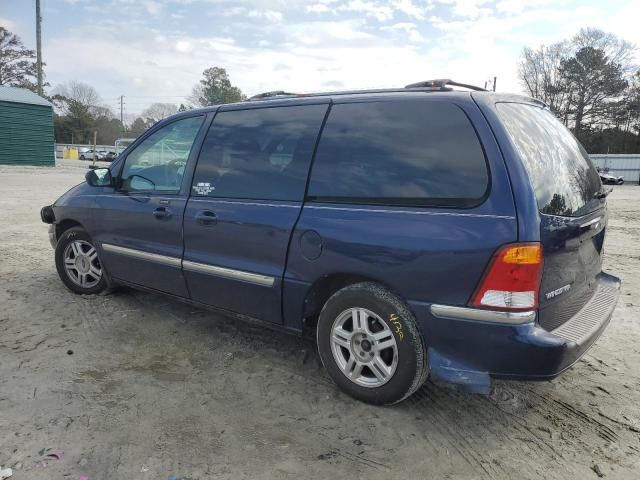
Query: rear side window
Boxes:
[
  {"xmin": 192, "ymin": 104, "xmax": 327, "ymax": 201},
  {"xmin": 308, "ymin": 100, "xmax": 489, "ymax": 207},
  {"xmin": 496, "ymin": 103, "xmax": 602, "ymax": 217}
]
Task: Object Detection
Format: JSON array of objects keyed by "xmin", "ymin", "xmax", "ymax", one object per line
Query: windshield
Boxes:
[{"xmin": 497, "ymin": 102, "xmax": 602, "ymax": 217}]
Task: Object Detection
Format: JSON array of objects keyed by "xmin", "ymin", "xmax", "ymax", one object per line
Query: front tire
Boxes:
[
  {"xmin": 317, "ymin": 282, "xmax": 428, "ymax": 405},
  {"xmin": 55, "ymin": 227, "xmax": 109, "ymax": 295}
]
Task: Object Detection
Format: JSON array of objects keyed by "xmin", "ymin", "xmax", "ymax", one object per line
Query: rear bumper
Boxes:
[{"xmin": 411, "ymin": 272, "xmax": 621, "ymax": 392}]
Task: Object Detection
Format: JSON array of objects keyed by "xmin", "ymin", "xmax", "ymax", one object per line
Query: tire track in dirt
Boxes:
[
  {"xmin": 316, "ymin": 448, "xmax": 391, "ymax": 471},
  {"xmin": 437, "ymin": 386, "xmax": 572, "ymax": 479},
  {"xmin": 499, "ymin": 384, "xmax": 639, "ymax": 472},
  {"xmin": 407, "ymin": 387, "xmax": 503, "ymax": 479},
  {"xmin": 521, "ymin": 386, "xmax": 622, "ymax": 446},
  {"xmin": 483, "ymin": 392, "xmax": 570, "ymax": 464},
  {"xmin": 77, "ymin": 295, "xmax": 112, "ymax": 339},
  {"xmin": 407, "ymin": 384, "xmax": 576, "ymax": 480}
]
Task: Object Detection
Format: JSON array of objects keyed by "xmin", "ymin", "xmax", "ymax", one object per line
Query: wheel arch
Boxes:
[
  {"xmin": 301, "ymin": 273, "xmax": 402, "ymax": 331},
  {"xmin": 55, "ymin": 219, "xmax": 85, "ymax": 242}
]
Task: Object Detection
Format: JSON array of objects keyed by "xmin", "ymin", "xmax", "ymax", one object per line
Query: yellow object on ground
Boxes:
[{"xmin": 63, "ymin": 148, "xmax": 79, "ymax": 160}]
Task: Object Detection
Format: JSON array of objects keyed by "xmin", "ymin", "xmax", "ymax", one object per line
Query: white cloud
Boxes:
[
  {"xmin": 306, "ymin": 3, "xmax": 332, "ymax": 13},
  {"xmin": 383, "ymin": 22, "xmax": 425, "ymax": 42},
  {"xmin": 392, "ymin": 0, "xmax": 430, "ymax": 19},
  {"xmin": 14, "ymin": 0, "xmax": 637, "ymax": 115},
  {"xmin": 143, "ymin": 0, "xmax": 163, "ymax": 15},
  {"xmin": 287, "ymin": 20, "xmax": 372, "ymax": 46},
  {"xmin": 437, "ymin": 0, "xmax": 493, "ymax": 18},
  {"xmin": 335, "ymin": 0, "xmax": 432, "ymax": 21},
  {"xmin": 0, "ymin": 17, "xmax": 15, "ymax": 30},
  {"xmin": 339, "ymin": 0, "xmax": 394, "ymax": 22},
  {"xmin": 175, "ymin": 40, "xmax": 191, "ymax": 52},
  {"xmin": 220, "ymin": 6, "xmax": 248, "ymax": 16},
  {"xmin": 247, "ymin": 9, "xmax": 283, "ymax": 23},
  {"xmin": 495, "ymin": 0, "xmax": 568, "ymax": 15}
]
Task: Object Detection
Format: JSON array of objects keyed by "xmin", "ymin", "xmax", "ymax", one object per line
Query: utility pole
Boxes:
[
  {"xmin": 492, "ymin": 76, "xmax": 497, "ymax": 92},
  {"xmin": 35, "ymin": 0, "xmax": 43, "ymax": 96},
  {"xmin": 119, "ymin": 95, "xmax": 124, "ymax": 126},
  {"xmin": 91, "ymin": 130, "xmax": 97, "ymax": 168}
]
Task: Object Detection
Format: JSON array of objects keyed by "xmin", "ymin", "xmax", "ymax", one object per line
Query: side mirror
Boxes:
[{"xmin": 85, "ymin": 168, "xmax": 113, "ymax": 187}]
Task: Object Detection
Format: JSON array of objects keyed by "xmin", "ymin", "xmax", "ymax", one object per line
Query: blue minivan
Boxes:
[{"xmin": 42, "ymin": 80, "xmax": 620, "ymax": 404}]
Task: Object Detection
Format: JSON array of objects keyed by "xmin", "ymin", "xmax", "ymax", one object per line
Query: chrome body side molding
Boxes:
[
  {"xmin": 101, "ymin": 243, "xmax": 275, "ymax": 287},
  {"xmin": 182, "ymin": 260, "xmax": 275, "ymax": 287},
  {"xmin": 101, "ymin": 243, "xmax": 181, "ymax": 268}
]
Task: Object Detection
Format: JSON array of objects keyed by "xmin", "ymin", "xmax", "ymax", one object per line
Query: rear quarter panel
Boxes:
[{"xmin": 471, "ymin": 93, "xmax": 542, "ymax": 241}]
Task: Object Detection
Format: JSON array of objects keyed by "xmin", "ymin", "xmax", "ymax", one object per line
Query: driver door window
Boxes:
[{"xmin": 120, "ymin": 116, "xmax": 204, "ymax": 193}]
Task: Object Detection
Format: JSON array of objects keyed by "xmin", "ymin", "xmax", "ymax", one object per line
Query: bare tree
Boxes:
[
  {"xmin": 0, "ymin": 26, "xmax": 39, "ymax": 91},
  {"xmin": 624, "ymin": 70, "xmax": 640, "ymax": 134},
  {"xmin": 518, "ymin": 28, "xmax": 637, "ymax": 134},
  {"xmin": 519, "ymin": 41, "xmax": 572, "ymax": 122},
  {"xmin": 53, "ymin": 81, "xmax": 102, "ymax": 115},
  {"xmin": 573, "ymin": 28, "xmax": 636, "ymax": 73},
  {"xmin": 141, "ymin": 102, "xmax": 178, "ymax": 124},
  {"xmin": 52, "ymin": 81, "xmax": 105, "ymax": 144}
]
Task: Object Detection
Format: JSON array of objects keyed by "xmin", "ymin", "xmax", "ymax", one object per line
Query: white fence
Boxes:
[{"xmin": 590, "ymin": 154, "xmax": 640, "ymax": 184}]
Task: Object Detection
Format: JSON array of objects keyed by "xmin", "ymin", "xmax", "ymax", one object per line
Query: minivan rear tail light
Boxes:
[{"xmin": 470, "ymin": 243, "xmax": 543, "ymax": 311}]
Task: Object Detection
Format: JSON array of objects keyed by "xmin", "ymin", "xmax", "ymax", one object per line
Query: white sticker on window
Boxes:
[{"xmin": 193, "ymin": 182, "xmax": 214, "ymax": 195}]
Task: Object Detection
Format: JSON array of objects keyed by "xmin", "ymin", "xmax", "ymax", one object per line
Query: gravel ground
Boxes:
[{"xmin": 1, "ymin": 161, "xmax": 639, "ymax": 480}]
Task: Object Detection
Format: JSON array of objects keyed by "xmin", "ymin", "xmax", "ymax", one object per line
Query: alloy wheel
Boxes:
[
  {"xmin": 63, "ymin": 240, "xmax": 102, "ymax": 289},
  {"xmin": 330, "ymin": 307, "xmax": 398, "ymax": 388}
]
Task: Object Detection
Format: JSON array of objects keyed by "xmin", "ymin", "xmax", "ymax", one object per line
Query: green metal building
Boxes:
[{"xmin": 0, "ymin": 85, "xmax": 54, "ymax": 166}]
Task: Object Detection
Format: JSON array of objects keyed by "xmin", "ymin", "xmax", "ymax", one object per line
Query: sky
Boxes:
[{"xmin": 1, "ymin": 0, "xmax": 639, "ymax": 116}]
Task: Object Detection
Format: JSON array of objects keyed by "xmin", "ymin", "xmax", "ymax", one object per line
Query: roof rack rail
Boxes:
[
  {"xmin": 404, "ymin": 79, "xmax": 487, "ymax": 92},
  {"xmin": 247, "ymin": 90, "xmax": 299, "ymax": 101}
]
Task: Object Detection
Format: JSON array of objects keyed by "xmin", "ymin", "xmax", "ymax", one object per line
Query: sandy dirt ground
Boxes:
[{"xmin": 1, "ymin": 161, "xmax": 639, "ymax": 480}]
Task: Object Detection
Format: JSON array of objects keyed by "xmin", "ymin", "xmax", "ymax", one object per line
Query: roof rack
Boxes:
[
  {"xmin": 243, "ymin": 80, "xmax": 487, "ymax": 103},
  {"xmin": 247, "ymin": 90, "xmax": 299, "ymax": 101},
  {"xmin": 404, "ymin": 79, "xmax": 487, "ymax": 92}
]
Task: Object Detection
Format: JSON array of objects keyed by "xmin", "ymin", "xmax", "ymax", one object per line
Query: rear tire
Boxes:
[
  {"xmin": 55, "ymin": 227, "xmax": 109, "ymax": 295},
  {"xmin": 316, "ymin": 282, "xmax": 428, "ymax": 405}
]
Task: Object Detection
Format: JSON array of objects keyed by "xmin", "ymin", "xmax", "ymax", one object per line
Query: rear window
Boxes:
[
  {"xmin": 308, "ymin": 100, "xmax": 489, "ymax": 207},
  {"xmin": 496, "ymin": 102, "xmax": 602, "ymax": 217}
]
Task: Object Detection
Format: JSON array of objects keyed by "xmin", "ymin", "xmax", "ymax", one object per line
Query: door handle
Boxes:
[
  {"xmin": 195, "ymin": 210, "xmax": 217, "ymax": 226},
  {"xmin": 153, "ymin": 207, "xmax": 172, "ymax": 219}
]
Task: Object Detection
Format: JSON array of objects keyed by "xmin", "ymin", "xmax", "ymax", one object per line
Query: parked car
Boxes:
[
  {"xmin": 79, "ymin": 149, "xmax": 106, "ymax": 161},
  {"xmin": 41, "ymin": 80, "xmax": 620, "ymax": 405},
  {"xmin": 103, "ymin": 151, "xmax": 117, "ymax": 162},
  {"xmin": 597, "ymin": 168, "xmax": 624, "ymax": 185}
]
